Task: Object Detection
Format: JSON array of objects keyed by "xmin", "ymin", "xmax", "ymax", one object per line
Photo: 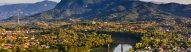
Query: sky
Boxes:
[
  {"xmin": 141, "ymin": 0, "xmax": 191, "ymax": 4},
  {"xmin": 0, "ymin": 0, "xmax": 191, "ymax": 4},
  {"xmin": 0, "ymin": 0, "xmax": 60, "ymax": 4}
]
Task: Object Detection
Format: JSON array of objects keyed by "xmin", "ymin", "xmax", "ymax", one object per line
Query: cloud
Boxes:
[
  {"xmin": 140, "ymin": 0, "xmax": 191, "ymax": 4},
  {"xmin": 0, "ymin": 0, "xmax": 60, "ymax": 4},
  {"xmin": 0, "ymin": 0, "xmax": 190, "ymax": 5}
]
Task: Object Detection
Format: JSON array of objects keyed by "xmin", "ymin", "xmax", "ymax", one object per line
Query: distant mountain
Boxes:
[
  {"xmin": 4, "ymin": 0, "xmax": 191, "ymax": 22},
  {"xmin": 158, "ymin": 3, "xmax": 191, "ymax": 18},
  {"xmin": 102, "ymin": 5, "xmax": 177, "ymax": 22},
  {"xmin": 0, "ymin": 1, "xmax": 57, "ymax": 20}
]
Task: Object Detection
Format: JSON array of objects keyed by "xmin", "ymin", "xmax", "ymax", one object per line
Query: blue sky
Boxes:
[{"xmin": 0, "ymin": 0, "xmax": 191, "ymax": 4}]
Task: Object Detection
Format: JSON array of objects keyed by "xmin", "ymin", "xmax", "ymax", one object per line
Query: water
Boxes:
[
  {"xmin": 113, "ymin": 44, "xmax": 132, "ymax": 52},
  {"xmin": 92, "ymin": 32, "xmax": 139, "ymax": 52}
]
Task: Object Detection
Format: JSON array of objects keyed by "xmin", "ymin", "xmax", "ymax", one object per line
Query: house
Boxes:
[
  {"xmin": 30, "ymin": 42, "xmax": 36, "ymax": 46},
  {"xmin": 24, "ymin": 30, "xmax": 29, "ymax": 33},
  {"xmin": 24, "ymin": 42, "xmax": 30, "ymax": 46},
  {"xmin": 158, "ymin": 46, "xmax": 164, "ymax": 51},
  {"xmin": 40, "ymin": 44, "xmax": 50, "ymax": 49},
  {"xmin": 30, "ymin": 36, "xmax": 35, "ymax": 40},
  {"xmin": 23, "ymin": 42, "xmax": 30, "ymax": 48},
  {"xmin": 24, "ymin": 37, "xmax": 28, "ymax": 39},
  {"xmin": 6, "ymin": 34, "xmax": 13, "ymax": 39},
  {"xmin": 1, "ymin": 33, "xmax": 5, "ymax": 35},
  {"xmin": 6, "ymin": 31, "xmax": 12, "ymax": 33},
  {"xmin": 187, "ymin": 48, "xmax": 191, "ymax": 52},
  {"xmin": 104, "ymin": 22, "xmax": 108, "ymax": 24},
  {"xmin": 23, "ymin": 45, "xmax": 29, "ymax": 48},
  {"xmin": 45, "ymin": 46, "xmax": 50, "ymax": 49},
  {"xmin": 31, "ymin": 30, "xmax": 35, "ymax": 33},
  {"xmin": 3, "ymin": 45, "xmax": 12, "ymax": 49},
  {"xmin": 0, "ymin": 35, "xmax": 2, "ymax": 39},
  {"xmin": 41, "ymin": 45, "xmax": 46, "ymax": 48}
]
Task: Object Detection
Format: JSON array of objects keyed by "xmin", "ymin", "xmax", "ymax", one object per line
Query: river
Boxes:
[
  {"xmin": 111, "ymin": 37, "xmax": 137, "ymax": 52},
  {"xmin": 91, "ymin": 37, "xmax": 138, "ymax": 52},
  {"xmin": 113, "ymin": 44, "xmax": 132, "ymax": 52},
  {"xmin": 88, "ymin": 31, "xmax": 140, "ymax": 52}
]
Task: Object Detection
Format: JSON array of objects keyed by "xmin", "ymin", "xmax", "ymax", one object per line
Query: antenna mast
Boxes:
[
  {"xmin": 17, "ymin": 9, "xmax": 20, "ymax": 24},
  {"xmin": 18, "ymin": 13, "xmax": 20, "ymax": 24}
]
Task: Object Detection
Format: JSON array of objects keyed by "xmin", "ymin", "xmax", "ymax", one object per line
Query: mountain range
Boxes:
[
  {"xmin": 4, "ymin": 0, "xmax": 191, "ymax": 22},
  {"xmin": 0, "ymin": 1, "xmax": 57, "ymax": 20}
]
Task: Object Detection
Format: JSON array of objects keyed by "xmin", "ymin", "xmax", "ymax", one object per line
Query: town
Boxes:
[{"xmin": 0, "ymin": 20, "xmax": 190, "ymax": 52}]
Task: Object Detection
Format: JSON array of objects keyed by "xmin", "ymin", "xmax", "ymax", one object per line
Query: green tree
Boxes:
[
  {"xmin": 128, "ymin": 48, "xmax": 135, "ymax": 52},
  {"xmin": 135, "ymin": 43, "xmax": 143, "ymax": 48}
]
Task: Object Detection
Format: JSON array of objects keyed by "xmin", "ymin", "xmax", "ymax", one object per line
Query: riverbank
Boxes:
[{"xmin": 91, "ymin": 36, "xmax": 139, "ymax": 52}]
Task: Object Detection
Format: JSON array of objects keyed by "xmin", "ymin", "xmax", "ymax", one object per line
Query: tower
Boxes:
[
  {"xmin": 17, "ymin": 9, "xmax": 20, "ymax": 24},
  {"xmin": 18, "ymin": 13, "xmax": 20, "ymax": 24},
  {"xmin": 44, "ymin": 0, "xmax": 49, "ymax": 1}
]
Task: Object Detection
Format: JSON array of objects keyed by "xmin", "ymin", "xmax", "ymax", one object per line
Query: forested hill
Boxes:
[
  {"xmin": 0, "ymin": 1, "xmax": 57, "ymax": 20},
  {"xmin": 4, "ymin": 0, "xmax": 191, "ymax": 22}
]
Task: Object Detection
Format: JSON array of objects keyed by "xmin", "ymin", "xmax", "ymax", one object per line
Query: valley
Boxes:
[{"xmin": 1, "ymin": 0, "xmax": 191, "ymax": 52}]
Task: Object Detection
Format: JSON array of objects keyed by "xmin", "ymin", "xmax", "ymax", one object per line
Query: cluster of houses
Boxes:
[
  {"xmin": 135, "ymin": 46, "xmax": 191, "ymax": 52},
  {"xmin": 0, "ymin": 30, "xmax": 50, "ymax": 49},
  {"xmin": 135, "ymin": 34, "xmax": 191, "ymax": 52}
]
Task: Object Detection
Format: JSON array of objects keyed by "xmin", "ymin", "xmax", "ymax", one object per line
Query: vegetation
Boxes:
[
  {"xmin": 1, "ymin": 19, "xmax": 191, "ymax": 52},
  {"xmin": 0, "ymin": 25, "xmax": 112, "ymax": 52},
  {"xmin": 1, "ymin": 0, "xmax": 191, "ymax": 52}
]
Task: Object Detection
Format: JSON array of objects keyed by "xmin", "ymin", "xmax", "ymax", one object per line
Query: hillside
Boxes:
[
  {"xmin": 0, "ymin": 1, "xmax": 57, "ymax": 20},
  {"xmin": 4, "ymin": 0, "xmax": 191, "ymax": 22}
]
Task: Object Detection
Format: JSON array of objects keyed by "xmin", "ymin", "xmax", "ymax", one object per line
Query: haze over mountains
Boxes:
[
  {"xmin": 4, "ymin": 0, "xmax": 191, "ymax": 22},
  {"xmin": 0, "ymin": 0, "xmax": 57, "ymax": 20}
]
